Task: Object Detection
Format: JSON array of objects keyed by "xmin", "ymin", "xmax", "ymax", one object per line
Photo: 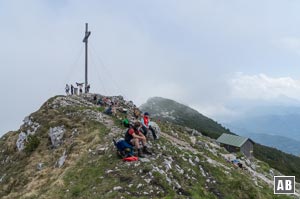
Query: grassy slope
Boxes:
[
  {"xmin": 254, "ymin": 143, "xmax": 300, "ymax": 180},
  {"xmin": 39, "ymin": 122, "xmax": 288, "ymax": 199}
]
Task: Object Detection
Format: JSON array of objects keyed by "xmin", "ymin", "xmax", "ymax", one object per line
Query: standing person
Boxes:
[
  {"xmin": 76, "ymin": 82, "xmax": 83, "ymax": 95},
  {"xmin": 125, "ymin": 121, "xmax": 151, "ymax": 157},
  {"xmin": 74, "ymin": 86, "xmax": 78, "ymax": 95},
  {"xmin": 65, "ymin": 84, "xmax": 70, "ymax": 95},
  {"xmin": 141, "ymin": 112, "xmax": 157, "ymax": 140},
  {"xmin": 70, "ymin": 84, "xmax": 74, "ymax": 95}
]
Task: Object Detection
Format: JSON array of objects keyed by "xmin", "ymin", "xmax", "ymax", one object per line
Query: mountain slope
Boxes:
[
  {"xmin": 226, "ymin": 105, "xmax": 300, "ymax": 141},
  {"xmin": 0, "ymin": 95, "xmax": 298, "ymax": 198},
  {"xmin": 140, "ymin": 97, "xmax": 232, "ymax": 139}
]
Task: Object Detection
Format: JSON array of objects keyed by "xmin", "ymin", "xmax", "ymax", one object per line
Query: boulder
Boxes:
[
  {"xmin": 0, "ymin": 174, "xmax": 6, "ymax": 183},
  {"xmin": 149, "ymin": 121, "xmax": 161, "ymax": 139},
  {"xmin": 16, "ymin": 132, "xmax": 27, "ymax": 151},
  {"xmin": 190, "ymin": 136, "xmax": 196, "ymax": 145},
  {"xmin": 37, "ymin": 163, "xmax": 44, "ymax": 171},
  {"xmin": 49, "ymin": 126, "xmax": 65, "ymax": 148},
  {"xmin": 113, "ymin": 186, "xmax": 122, "ymax": 191},
  {"xmin": 191, "ymin": 129, "xmax": 202, "ymax": 136},
  {"xmin": 56, "ymin": 150, "xmax": 67, "ymax": 168}
]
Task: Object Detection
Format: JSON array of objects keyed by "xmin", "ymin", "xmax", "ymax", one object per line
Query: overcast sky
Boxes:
[{"xmin": 2, "ymin": 0, "xmax": 300, "ymax": 136}]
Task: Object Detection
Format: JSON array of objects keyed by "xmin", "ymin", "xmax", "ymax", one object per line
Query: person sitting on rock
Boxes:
[
  {"xmin": 104, "ymin": 105, "xmax": 113, "ymax": 115},
  {"xmin": 140, "ymin": 112, "xmax": 157, "ymax": 140},
  {"xmin": 97, "ymin": 98, "xmax": 103, "ymax": 106},
  {"xmin": 125, "ymin": 121, "xmax": 151, "ymax": 157}
]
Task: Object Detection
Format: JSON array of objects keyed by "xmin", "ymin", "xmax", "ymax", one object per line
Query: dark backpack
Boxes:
[{"xmin": 113, "ymin": 139, "xmax": 134, "ymax": 158}]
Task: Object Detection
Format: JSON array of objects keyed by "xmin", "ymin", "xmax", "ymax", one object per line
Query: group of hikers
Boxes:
[
  {"xmin": 68, "ymin": 91, "xmax": 157, "ymax": 159},
  {"xmin": 94, "ymin": 95, "xmax": 121, "ymax": 116},
  {"xmin": 123, "ymin": 112, "xmax": 157, "ymax": 158},
  {"xmin": 65, "ymin": 83, "xmax": 90, "ymax": 95}
]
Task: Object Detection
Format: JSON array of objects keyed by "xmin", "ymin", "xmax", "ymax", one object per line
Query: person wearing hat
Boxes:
[
  {"xmin": 141, "ymin": 112, "xmax": 157, "ymax": 140},
  {"xmin": 124, "ymin": 121, "xmax": 151, "ymax": 157}
]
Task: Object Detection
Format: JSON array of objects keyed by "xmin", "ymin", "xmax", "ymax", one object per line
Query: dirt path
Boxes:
[
  {"xmin": 160, "ymin": 132, "xmax": 230, "ymax": 170},
  {"xmin": 160, "ymin": 131, "xmax": 198, "ymax": 153}
]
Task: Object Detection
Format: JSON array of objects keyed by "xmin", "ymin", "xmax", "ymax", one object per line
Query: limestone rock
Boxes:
[
  {"xmin": 140, "ymin": 158, "xmax": 151, "ymax": 163},
  {"xmin": 0, "ymin": 174, "xmax": 6, "ymax": 183},
  {"xmin": 16, "ymin": 132, "xmax": 27, "ymax": 151},
  {"xmin": 190, "ymin": 136, "xmax": 196, "ymax": 145},
  {"xmin": 149, "ymin": 121, "xmax": 161, "ymax": 139},
  {"xmin": 37, "ymin": 163, "xmax": 44, "ymax": 171},
  {"xmin": 49, "ymin": 126, "xmax": 65, "ymax": 148},
  {"xmin": 56, "ymin": 150, "xmax": 67, "ymax": 168},
  {"xmin": 113, "ymin": 186, "xmax": 122, "ymax": 191},
  {"xmin": 164, "ymin": 159, "xmax": 172, "ymax": 171}
]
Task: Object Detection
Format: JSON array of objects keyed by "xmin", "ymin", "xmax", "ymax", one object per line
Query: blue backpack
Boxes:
[{"xmin": 113, "ymin": 139, "xmax": 134, "ymax": 158}]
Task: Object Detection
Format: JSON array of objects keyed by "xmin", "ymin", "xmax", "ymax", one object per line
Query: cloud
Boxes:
[
  {"xmin": 197, "ymin": 73, "xmax": 300, "ymax": 122},
  {"xmin": 277, "ymin": 37, "xmax": 300, "ymax": 55},
  {"xmin": 3, "ymin": 1, "xmax": 300, "ymax": 135},
  {"xmin": 191, "ymin": 103, "xmax": 239, "ymax": 120},
  {"xmin": 230, "ymin": 73, "xmax": 300, "ymax": 100}
]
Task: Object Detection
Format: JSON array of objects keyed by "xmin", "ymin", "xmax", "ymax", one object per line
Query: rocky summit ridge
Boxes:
[{"xmin": 0, "ymin": 94, "xmax": 299, "ymax": 199}]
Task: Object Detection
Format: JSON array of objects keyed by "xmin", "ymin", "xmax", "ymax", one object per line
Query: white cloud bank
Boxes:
[
  {"xmin": 197, "ymin": 73, "xmax": 300, "ymax": 122},
  {"xmin": 277, "ymin": 37, "xmax": 300, "ymax": 55},
  {"xmin": 230, "ymin": 73, "xmax": 300, "ymax": 100}
]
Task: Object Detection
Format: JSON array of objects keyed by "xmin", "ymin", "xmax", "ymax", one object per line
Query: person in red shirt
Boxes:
[
  {"xmin": 141, "ymin": 112, "xmax": 157, "ymax": 140},
  {"xmin": 125, "ymin": 121, "xmax": 151, "ymax": 157}
]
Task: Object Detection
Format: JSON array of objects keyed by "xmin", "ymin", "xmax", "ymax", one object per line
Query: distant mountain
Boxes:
[
  {"xmin": 223, "ymin": 104, "xmax": 300, "ymax": 156},
  {"xmin": 249, "ymin": 133, "xmax": 300, "ymax": 156},
  {"xmin": 227, "ymin": 113, "xmax": 300, "ymax": 141},
  {"xmin": 140, "ymin": 97, "xmax": 232, "ymax": 139}
]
